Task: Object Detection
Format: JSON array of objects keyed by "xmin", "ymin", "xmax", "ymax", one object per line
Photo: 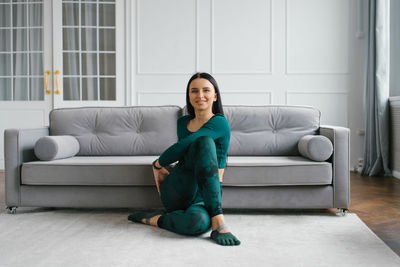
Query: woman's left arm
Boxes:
[{"xmin": 158, "ymin": 116, "xmax": 230, "ymax": 168}]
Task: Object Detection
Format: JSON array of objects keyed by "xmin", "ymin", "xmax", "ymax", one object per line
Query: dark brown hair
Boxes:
[{"xmin": 185, "ymin": 72, "xmax": 224, "ymax": 117}]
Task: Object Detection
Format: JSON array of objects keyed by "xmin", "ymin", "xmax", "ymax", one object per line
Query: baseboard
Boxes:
[{"xmin": 392, "ymin": 170, "xmax": 400, "ymax": 180}]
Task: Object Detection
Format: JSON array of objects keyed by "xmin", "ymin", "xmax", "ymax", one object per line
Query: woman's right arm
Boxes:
[
  {"xmin": 152, "ymin": 115, "xmax": 185, "ymax": 193},
  {"xmin": 153, "ymin": 162, "xmax": 170, "ymax": 195}
]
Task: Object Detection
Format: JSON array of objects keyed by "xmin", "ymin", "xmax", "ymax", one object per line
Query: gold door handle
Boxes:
[
  {"xmin": 44, "ymin": 70, "xmax": 51, "ymax": 94},
  {"xmin": 55, "ymin": 70, "xmax": 60, "ymax": 95}
]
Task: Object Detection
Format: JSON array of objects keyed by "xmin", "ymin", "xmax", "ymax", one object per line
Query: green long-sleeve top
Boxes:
[{"xmin": 158, "ymin": 113, "xmax": 231, "ymax": 169}]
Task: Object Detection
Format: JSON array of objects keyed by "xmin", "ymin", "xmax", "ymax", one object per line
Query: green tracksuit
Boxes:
[{"xmin": 156, "ymin": 113, "xmax": 230, "ymax": 236}]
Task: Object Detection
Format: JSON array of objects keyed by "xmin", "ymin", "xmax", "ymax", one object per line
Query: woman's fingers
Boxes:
[
  {"xmin": 152, "ymin": 167, "xmax": 170, "ymax": 196},
  {"xmin": 155, "ymin": 179, "xmax": 160, "ymax": 194},
  {"xmin": 161, "ymin": 167, "xmax": 170, "ymax": 175},
  {"xmin": 158, "ymin": 169, "xmax": 170, "ymax": 195},
  {"xmin": 153, "ymin": 170, "xmax": 160, "ymax": 194}
]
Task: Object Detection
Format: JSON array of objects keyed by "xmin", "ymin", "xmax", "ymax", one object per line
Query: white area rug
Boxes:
[{"xmin": 0, "ymin": 208, "xmax": 399, "ymax": 267}]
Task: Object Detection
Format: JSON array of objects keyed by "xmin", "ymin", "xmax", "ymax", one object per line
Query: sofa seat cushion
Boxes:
[
  {"xmin": 22, "ymin": 156, "xmax": 332, "ymax": 187},
  {"xmin": 22, "ymin": 156, "xmax": 162, "ymax": 186},
  {"xmin": 223, "ymin": 156, "xmax": 332, "ymax": 186}
]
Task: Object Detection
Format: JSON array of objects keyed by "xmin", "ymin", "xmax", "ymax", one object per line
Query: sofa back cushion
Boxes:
[
  {"xmin": 223, "ymin": 105, "xmax": 320, "ymax": 156},
  {"xmin": 50, "ymin": 106, "xmax": 181, "ymax": 156}
]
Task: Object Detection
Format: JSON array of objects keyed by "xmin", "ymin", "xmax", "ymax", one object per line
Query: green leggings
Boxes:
[{"xmin": 157, "ymin": 136, "xmax": 223, "ymax": 236}]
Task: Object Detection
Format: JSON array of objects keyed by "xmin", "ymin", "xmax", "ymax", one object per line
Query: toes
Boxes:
[
  {"xmin": 128, "ymin": 214, "xmax": 137, "ymax": 222},
  {"xmin": 211, "ymin": 231, "xmax": 241, "ymax": 246}
]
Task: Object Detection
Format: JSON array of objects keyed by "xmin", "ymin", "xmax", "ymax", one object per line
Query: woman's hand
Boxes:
[
  {"xmin": 218, "ymin": 168, "xmax": 224, "ymax": 183},
  {"xmin": 153, "ymin": 163, "xmax": 170, "ymax": 195}
]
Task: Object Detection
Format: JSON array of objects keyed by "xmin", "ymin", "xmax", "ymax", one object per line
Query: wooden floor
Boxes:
[
  {"xmin": 345, "ymin": 172, "xmax": 400, "ymax": 256},
  {"xmin": 1, "ymin": 171, "xmax": 399, "ymax": 256}
]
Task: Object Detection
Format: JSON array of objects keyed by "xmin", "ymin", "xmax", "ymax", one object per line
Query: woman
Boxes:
[{"xmin": 128, "ymin": 72, "xmax": 240, "ymax": 246}]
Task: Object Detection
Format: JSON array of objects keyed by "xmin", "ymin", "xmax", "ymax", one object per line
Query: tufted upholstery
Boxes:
[
  {"xmin": 49, "ymin": 106, "xmax": 182, "ymax": 155},
  {"xmin": 51, "ymin": 105, "xmax": 321, "ymax": 157},
  {"xmin": 223, "ymin": 105, "xmax": 320, "ymax": 156}
]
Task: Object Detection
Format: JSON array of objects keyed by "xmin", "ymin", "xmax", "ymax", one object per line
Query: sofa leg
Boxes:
[
  {"xmin": 6, "ymin": 207, "xmax": 18, "ymax": 214},
  {"xmin": 337, "ymin": 208, "xmax": 348, "ymax": 216}
]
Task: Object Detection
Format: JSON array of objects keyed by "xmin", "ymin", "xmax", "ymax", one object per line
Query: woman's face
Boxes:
[{"xmin": 188, "ymin": 78, "xmax": 217, "ymax": 113}]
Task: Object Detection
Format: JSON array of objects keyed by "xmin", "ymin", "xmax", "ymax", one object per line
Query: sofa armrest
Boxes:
[
  {"xmin": 319, "ymin": 125, "xmax": 350, "ymax": 208},
  {"xmin": 4, "ymin": 127, "xmax": 49, "ymax": 207}
]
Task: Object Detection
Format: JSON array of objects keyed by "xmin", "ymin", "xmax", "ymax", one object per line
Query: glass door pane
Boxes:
[
  {"xmin": 0, "ymin": 0, "xmax": 44, "ymax": 101},
  {"xmin": 56, "ymin": 0, "xmax": 122, "ymax": 106}
]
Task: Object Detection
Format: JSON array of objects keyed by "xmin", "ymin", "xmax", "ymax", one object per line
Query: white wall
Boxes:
[
  {"xmin": 129, "ymin": 0, "xmax": 368, "ymax": 170},
  {"xmin": 0, "ymin": 0, "xmax": 368, "ymax": 170}
]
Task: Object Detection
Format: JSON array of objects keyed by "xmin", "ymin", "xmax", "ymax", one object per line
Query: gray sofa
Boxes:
[{"xmin": 4, "ymin": 105, "xmax": 350, "ymax": 214}]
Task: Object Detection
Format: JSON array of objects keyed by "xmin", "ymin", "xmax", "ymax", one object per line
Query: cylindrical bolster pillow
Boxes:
[
  {"xmin": 298, "ymin": 135, "xmax": 333, "ymax": 162},
  {"xmin": 34, "ymin": 135, "xmax": 80, "ymax": 161}
]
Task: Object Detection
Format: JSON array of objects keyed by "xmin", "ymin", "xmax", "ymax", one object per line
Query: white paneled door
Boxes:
[
  {"xmin": 0, "ymin": 0, "xmax": 125, "ymax": 168},
  {"xmin": 0, "ymin": 0, "xmax": 52, "ymax": 169}
]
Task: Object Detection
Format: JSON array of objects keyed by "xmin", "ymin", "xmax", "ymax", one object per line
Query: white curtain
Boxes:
[
  {"xmin": 63, "ymin": 3, "xmax": 82, "ymax": 101},
  {"xmin": 29, "ymin": 3, "xmax": 43, "ymax": 101}
]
